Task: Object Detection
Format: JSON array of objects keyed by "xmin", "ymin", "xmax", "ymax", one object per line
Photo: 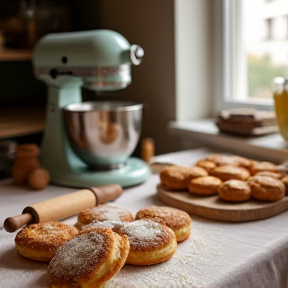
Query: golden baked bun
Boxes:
[
  {"xmin": 188, "ymin": 176, "xmax": 222, "ymax": 196},
  {"xmin": 160, "ymin": 165, "xmax": 208, "ymax": 190},
  {"xmin": 48, "ymin": 228, "xmax": 130, "ymax": 288},
  {"xmin": 226, "ymin": 155, "xmax": 253, "ymax": 170},
  {"xmin": 218, "ymin": 180, "xmax": 251, "ymax": 202},
  {"xmin": 195, "ymin": 159, "xmax": 216, "ymax": 173},
  {"xmin": 203, "ymin": 154, "xmax": 254, "ymax": 170},
  {"xmin": 250, "ymin": 161, "xmax": 279, "ymax": 175},
  {"xmin": 83, "ymin": 219, "xmax": 177, "ymax": 265},
  {"xmin": 118, "ymin": 219, "xmax": 177, "ymax": 265},
  {"xmin": 248, "ymin": 175, "xmax": 285, "ymax": 201},
  {"xmin": 15, "ymin": 221, "xmax": 79, "ymax": 262},
  {"xmin": 135, "ymin": 206, "xmax": 192, "ymax": 242},
  {"xmin": 203, "ymin": 154, "xmax": 240, "ymax": 166},
  {"xmin": 209, "ymin": 165, "xmax": 251, "ymax": 181},
  {"xmin": 281, "ymin": 175, "xmax": 288, "ymax": 195},
  {"xmin": 254, "ymin": 171, "xmax": 283, "ymax": 179},
  {"xmin": 77, "ymin": 204, "xmax": 134, "ymax": 228},
  {"xmin": 81, "ymin": 219, "xmax": 123, "ymax": 231}
]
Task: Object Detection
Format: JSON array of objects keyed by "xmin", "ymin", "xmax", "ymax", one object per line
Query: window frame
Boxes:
[{"xmin": 213, "ymin": 0, "xmax": 275, "ymax": 115}]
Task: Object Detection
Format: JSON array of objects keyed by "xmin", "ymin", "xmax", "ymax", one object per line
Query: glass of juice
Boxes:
[{"xmin": 273, "ymin": 77, "xmax": 288, "ymax": 141}]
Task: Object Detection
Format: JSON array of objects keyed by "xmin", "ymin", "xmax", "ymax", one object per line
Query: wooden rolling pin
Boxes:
[{"xmin": 4, "ymin": 184, "xmax": 122, "ymax": 233}]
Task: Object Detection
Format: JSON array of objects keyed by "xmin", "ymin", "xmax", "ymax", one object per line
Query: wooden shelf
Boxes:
[
  {"xmin": 0, "ymin": 106, "xmax": 45, "ymax": 139},
  {"xmin": 0, "ymin": 48, "xmax": 32, "ymax": 61}
]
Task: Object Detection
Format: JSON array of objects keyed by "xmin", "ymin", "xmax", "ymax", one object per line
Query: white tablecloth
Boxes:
[{"xmin": 0, "ymin": 148, "xmax": 288, "ymax": 288}]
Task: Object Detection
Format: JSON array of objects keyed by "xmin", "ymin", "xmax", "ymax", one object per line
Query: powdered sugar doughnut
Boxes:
[
  {"xmin": 48, "ymin": 228, "xmax": 130, "ymax": 288},
  {"xmin": 77, "ymin": 204, "xmax": 134, "ymax": 229},
  {"xmin": 82, "ymin": 219, "xmax": 177, "ymax": 266},
  {"xmin": 15, "ymin": 221, "xmax": 78, "ymax": 262},
  {"xmin": 135, "ymin": 206, "xmax": 192, "ymax": 242}
]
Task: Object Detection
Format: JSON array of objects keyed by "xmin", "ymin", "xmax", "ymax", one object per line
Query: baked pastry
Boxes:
[
  {"xmin": 160, "ymin": 165, "xmax": 208, "ymax": 190},
  {"xmin": 218, "ymin": 180, "xmax": 251, "ymax": 202},
  {"xmin": 83, "ymin": 219, "xmax": 177, "ymax": 265},
  {"xmin": 281, "ymin": 175, "xmax": 288, "ymax": 195},
  {"xmin": 81, "ymin": 220, "xmax": 123, "ymax": 231},
  {"xmin": 248, "ymin": 175, "xmax": 285, "ymax": 201},
  {"xmin": 227, "ymin": 155, "xmax": 254, "ymax": 170},
  {"xmin": 254, "ymin": 171, "xmax": 283, "ymax": 179},
  {"xmin": 203, "ymin": 154, "xmax": 253, "ymax": 170},
  {"xmin": 188, "ymin": 176, "xmax": 222, "ymax": 196},
  {"xmin": 135, "ymin": 206, "xmax": 192, "ymax": 242},
  {"xmin": 209, "ymin": 165, "xmax": 250, "ymax": 181},
  {"xmin": 15, "ymin": 221, "xmax": 78, "ymax": 262},
  {"xmin": 203, "ymin": 154, "xmax": 239, "ymax": 166},
  {"xmin": 118, "ymin": 219, "xmax": 177, "ymax": 265},
  {"xmin": 48, "ymin": 228, "xmax": 130, "ymax": 288},
  {"xmin": 195, "ymin": 160, "xmax": 216, "ymax": 173},
  {"xmin": 250, "ymin": 161, "xmax": 279, "ymax": 175},
  {"xmin": 77, "ymin": 204, "xmax": 134, "ymax": 229}
]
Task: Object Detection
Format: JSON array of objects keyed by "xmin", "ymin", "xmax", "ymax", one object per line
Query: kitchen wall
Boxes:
[
  {"xmin": 70, "ymin": 0, "xmax": 213, "ymax": 155},
  {"xmin": 70, "ymin": 0, "xmax": 179, "ymax": 155}
]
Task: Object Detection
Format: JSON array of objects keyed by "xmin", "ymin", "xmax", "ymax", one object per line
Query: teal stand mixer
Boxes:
[{"xmin": 32, "ymin": 30, "xmax": 150, "ymax": 188}]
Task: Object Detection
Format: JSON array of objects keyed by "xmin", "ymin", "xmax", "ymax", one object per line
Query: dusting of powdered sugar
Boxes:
[
  {"xmin": 100, "ymin": 222, "xmax": 225, "ymax": 288},
  {"xmin": 48, "ymin": 231, "xmax": 108, "ymax": 283},
  {"xmin": 81, "ymin": 204, "xmax": 134, "ymax": 223},
  {"xmin": 82, "ymin": 220, "xmax": 124, "ymax": 231},
  {"xmin": 118, "ymin": 220, "xmax": 172, "ymax": 250}
]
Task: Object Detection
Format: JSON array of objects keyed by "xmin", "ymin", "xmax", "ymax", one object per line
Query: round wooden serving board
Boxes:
[{"xmin": 157, "ymin": 184, "xmax": 288, "ymax": 222}]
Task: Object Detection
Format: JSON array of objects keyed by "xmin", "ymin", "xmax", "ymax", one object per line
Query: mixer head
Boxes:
[{"xmin": 32, "ymin": 29, "xmax": 144, "ymax": 91}]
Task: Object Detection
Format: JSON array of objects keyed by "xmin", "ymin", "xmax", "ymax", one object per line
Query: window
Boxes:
[
  {"xmin": 264, "ymin": 18, "xmax": 273, "ymax": 40},
  {"xmin": 286, "ymin": 15, "xmax": 288, "ymax": 38},
  {"xmin": 215, "ymin": 0, "xmax": 288, "ymax": 113}
]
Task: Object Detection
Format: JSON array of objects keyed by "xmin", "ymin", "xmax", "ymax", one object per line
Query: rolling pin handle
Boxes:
[
  {"xmin": 90, "ymin": 184, "xmax": 123, "ymax": 204},
  {"xmin": 4, "ymin": 213, "xmax": 33, "ymax": 233}
]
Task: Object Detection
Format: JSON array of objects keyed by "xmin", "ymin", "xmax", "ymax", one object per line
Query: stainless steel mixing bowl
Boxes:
[{"xmin": 64, "ymin": 101, "xmax": 143, "ymax": 170}]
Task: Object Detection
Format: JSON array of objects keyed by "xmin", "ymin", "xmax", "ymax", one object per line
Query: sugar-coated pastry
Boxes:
[
  {"xmin": 77, "ymin": 204, "xmax": 134, "ymax": 228},
  {"xmin": 83, "ymin": 219, "xmax": 177, "ymax": 265},
  {"xmin": 135, "ymin": 206, "xmax": 192, "ymax": 242},
  {"xmin": 250, "ymin": 161, "xmax": 279, "ymax": 175},
  {"xmin": 160, "ymin": 165, "xmax": 208, "ymax": 190},
  {"xmin": 188, "ymin": 176, "xmax": 222, "ymax": 196},
  {"xmin": 218, "ymin": 180, "xmax": 251, "ymax": 202},
  {"xmin": 209, "ymin": 165, "xmax": 250, "ymax": 181},
  {"xmin": 48, "ymin": 228, "xmax": 130, "ymax": 288},
  {"xmin": 15, "ymin": 221, "xmax": 79, "ymax": 262},
  {"xmin": 117, "ymin": 219, "xmax": 177, "ymax": 265},
  {"xmin": 81, "ymin": 220, "xmax": 125, "ymax": 233},
  {"xmin": 247, "ymin": 175, "xmax": 285, "ymax": 201}
]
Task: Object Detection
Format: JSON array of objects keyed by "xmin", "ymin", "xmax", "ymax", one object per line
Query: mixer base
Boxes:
[{"xmin": 49, "ymin": 157, "xmax": 151, "ymax": 188}]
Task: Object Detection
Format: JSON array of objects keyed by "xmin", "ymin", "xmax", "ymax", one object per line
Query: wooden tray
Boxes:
[{"xmin": 157, "ymin": 184, "xmax": 288, "ymax": 222}]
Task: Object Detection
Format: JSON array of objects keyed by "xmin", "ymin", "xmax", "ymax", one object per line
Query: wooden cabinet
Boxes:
[
  {"xmin": 0, "ymin": 105, "xmax": 45, "ymax": 139},
  {"xmin": 0, "ymin": 48, "xmax": 32, "ymax": 62},
  {"xmin": 0, "ymin": 1, "xmax": 99, "ymax": 141},
  {"xmin": 0, "ymin": 0, "xmax": 76, "ymax": 141},
  {"xmin": 0, "ymin": 50, "xmax": 45, "ymax": 140}
]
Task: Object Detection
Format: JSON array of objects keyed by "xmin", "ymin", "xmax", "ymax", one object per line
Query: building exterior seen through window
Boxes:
[{"xmin": 241, "ymin": 0, "xmax": 288, "ymax": 100}]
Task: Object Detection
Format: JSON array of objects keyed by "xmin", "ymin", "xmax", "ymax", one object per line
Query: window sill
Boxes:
[{"xmin": 169, "ymin": 119, "xmax": 288, "ymax": 163}]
